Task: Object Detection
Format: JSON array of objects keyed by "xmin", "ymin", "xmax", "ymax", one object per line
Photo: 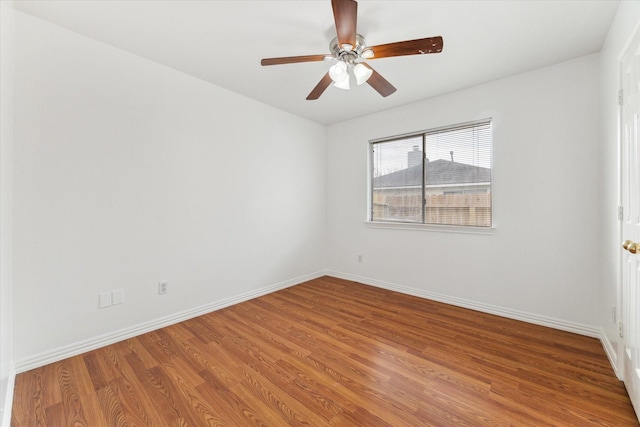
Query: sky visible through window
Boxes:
[{"xmin": 372, "ymin": 124, "xmax": 492, "ymax": 178}]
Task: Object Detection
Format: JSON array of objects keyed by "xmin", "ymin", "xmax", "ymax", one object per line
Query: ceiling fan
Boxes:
[{"xmin": 260, "ymin": 0, "xmax": 443, "ymax": 100}]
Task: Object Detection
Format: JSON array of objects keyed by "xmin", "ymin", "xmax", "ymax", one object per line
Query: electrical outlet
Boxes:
[
  {"xmin": 158, "ymin": 281, "xmax": 168, "ymax": 295},
  {"xmin": 358, "ymin": 254, "xmax": 363, "ymax": 263}
]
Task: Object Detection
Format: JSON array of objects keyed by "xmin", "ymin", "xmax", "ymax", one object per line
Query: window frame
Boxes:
[{"xmin": 367, "ymin": 119, "xmax": 494, "ymax": 233}]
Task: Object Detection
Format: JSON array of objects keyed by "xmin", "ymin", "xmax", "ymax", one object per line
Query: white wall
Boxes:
[
  {"xmin": 326, "ymin": 54, "xmax": 601, "ymax": 329},
  {"xmin": 12, "ymin": 12, "xmax": 326, "ymax": 365},
  {"xmin": 599, "ymin": 1, "xmax": 640, "ymax": 375},
  {"xmin": 0, "ymin": 1, "xmax": 15, "ymax": 423}
]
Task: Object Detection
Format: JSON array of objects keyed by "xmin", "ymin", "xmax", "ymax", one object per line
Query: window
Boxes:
[{"xmin": 370, "ymin": 119, "xmax": 492, "ymax": 228}]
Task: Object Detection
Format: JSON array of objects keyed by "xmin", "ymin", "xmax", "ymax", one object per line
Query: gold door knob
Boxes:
[{"xmin": 623, "ymin": 240, "xmax": 638, "ymax": 254}]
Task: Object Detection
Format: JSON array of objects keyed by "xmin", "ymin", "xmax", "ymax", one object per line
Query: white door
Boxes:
[{"xmin": 621, "ymin": 25, "xmax": 640, "ymax": 415}]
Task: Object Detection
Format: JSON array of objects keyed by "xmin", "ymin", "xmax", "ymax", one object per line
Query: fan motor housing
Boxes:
[{"xmin": 330, "ymin": 33, "xmax": 368, "ymax": 62}]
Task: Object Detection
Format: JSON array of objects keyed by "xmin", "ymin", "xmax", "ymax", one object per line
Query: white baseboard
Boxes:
[
  {"xmin": 15, "ymin": 271, "xmax": 325, "ymax": 373},
  {"xmin": 600, "ymin": 328, "xmax": 622, "ymax": 380},
  {"xmin": 1, "ymin": 365, "xmax": 15, "ymax": 427},
  {"xmin": 325, "ymin": 270, "xmax": 602, "ymax": 338}
]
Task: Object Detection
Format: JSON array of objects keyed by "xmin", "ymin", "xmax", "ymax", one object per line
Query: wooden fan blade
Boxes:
[
  {"xmin": 367, "ymin": 36, "xmax": 443, "ymax": 59},
  {"xmin": 332, "ymin": 0, "xmax": 357, "ymax": 49},
  {"xmin": 306, "ymin": 72, "xmax": 333, "ymax": 100},
  {"xmin": 362, "ymin": 64, "xmax": 396, "ymax": 97},
  {"xmin": 261, "ymin": 54, "xmax": 328, "ymax": 66}
]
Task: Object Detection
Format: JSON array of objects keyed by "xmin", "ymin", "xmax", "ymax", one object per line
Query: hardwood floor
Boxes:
[{"xmin": 11, "ymin": 276, "xmax": 639, "ymax": 426}]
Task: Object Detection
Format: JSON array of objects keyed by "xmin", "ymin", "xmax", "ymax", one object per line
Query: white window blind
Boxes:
[{"xmin": 370, "ymin": 120, "xmax": 492, "ymax": 227}]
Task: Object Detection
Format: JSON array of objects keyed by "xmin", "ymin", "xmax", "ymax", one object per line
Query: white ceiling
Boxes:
[{"xmin": 13, "ymin": 0, "xmax": 620, "ymax": 125}]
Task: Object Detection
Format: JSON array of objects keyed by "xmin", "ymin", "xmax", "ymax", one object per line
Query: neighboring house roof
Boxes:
[{"xmin": 373, "ymin": 159, "xmax": 491, "ymax": 188}]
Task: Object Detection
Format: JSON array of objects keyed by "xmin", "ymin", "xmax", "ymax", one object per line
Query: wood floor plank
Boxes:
[
  {"xmin": 274, "ymin": 356, "xmax": 357, "ymax": 416},
  {"xmin": 40, "ymin": 363, "xmax": 62, "ymax": 410},
  {"xmin": 95, "ymin": 384, "xmax": 128, "ymax": 427},
  {"xmin": 113, "ymin": 352, "xmax": 179, "ymax": 425},
  {"xmin": 159, "ymin": 363, "xmax": 228, "ymax": 426},
  {"xmin": 108, "ymin": 375, "xmax": 165, "ymax": 426},
  {"xmin": 11, "ymin": 367, "xmax": 47, "ymax": 427},
  {"xmin": 43, "ymin": 402, "xmax": 66, "ymax": 427},
  {"xmin": 12, "ymin": 276, "xmax": 639, "ymax": 426},
  {"xmin": 196, "ymin": 371, "xmax": 272, "ymax": 427},
  {"xmin": 189, "ymin": 338, "xmax": 246, "ymax": 388}
]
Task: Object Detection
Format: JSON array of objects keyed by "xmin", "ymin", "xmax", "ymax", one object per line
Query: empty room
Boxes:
[{"xmin": 2, "ymin": 0, "xmax": 640, "ymax": 425}]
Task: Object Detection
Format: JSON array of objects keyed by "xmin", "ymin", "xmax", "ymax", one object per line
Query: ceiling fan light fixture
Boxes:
[
  {"xmin": 329, "ymin": 61, "xmax": 349, "ymax": 83},
  {"xmin": 353, "ymin": 63, "xmax": 373, "ymax": 85},
  {"xmin": 333, "ymin": 78, "xmax": 351, "ymax": 90},
  {"xmin": 361, "ymin": 49, "xmax": 374, "ymax": 59}
]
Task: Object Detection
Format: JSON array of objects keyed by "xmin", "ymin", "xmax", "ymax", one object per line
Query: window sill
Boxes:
[{"xmin": 365, "ymin": 221, "xmax": 495, "ymax": 235}]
